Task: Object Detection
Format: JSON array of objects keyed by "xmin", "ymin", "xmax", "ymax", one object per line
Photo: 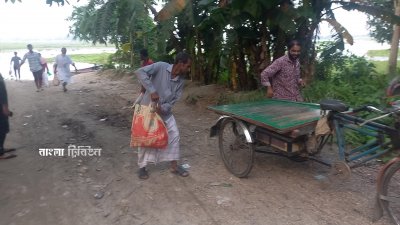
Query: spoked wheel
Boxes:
[
  {"xmin": 380, "ymin": 161, "xmax": 400, "ymax": 225},
  {"xmin": 218, "ymin": 118, "xmax": 254, "ymax": 178},
  {"xmin": 330, "ymin": 161, "xmax": 351, "ymax": 180}
]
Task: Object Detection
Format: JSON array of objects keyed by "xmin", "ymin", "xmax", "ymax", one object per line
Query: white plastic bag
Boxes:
[{"xmin": 42, "ymin": 71, "xmax": 49, "ymax": 87}]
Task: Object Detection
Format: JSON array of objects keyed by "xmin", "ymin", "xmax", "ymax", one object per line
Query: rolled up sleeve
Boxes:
[
  {"xmin": 134, "ymin": 63, "xmax": 159, "ymax": 94},
  {"xmin": 260, "ymin": 61, "xmax": 281, "ymax": 86}
]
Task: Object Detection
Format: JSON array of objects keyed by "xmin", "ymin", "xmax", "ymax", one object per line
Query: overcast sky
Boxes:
[
  {"xmin": 0, "ymin": 1, "xmax": 369, "ymax": 42},
  {"xmin": 0, "ymin": 0, "xmax": 86, "ymax": 41}
]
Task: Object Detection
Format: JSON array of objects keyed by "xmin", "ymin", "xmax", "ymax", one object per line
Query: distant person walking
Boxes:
[
  {"xmin": 140, "ymin": 49, "xmax": 154, "ymax": 67},
  {"xmin": 0, "ymin": 73, "xmax": 16, "ymax": 160},
  {"xmin": 53, "ymin": 47, "xmax": 77, "ymax": 92},
  {"xmin": 19, "ymin": 44, "xmax": 44, "ymax": 92},
  {"xmin": 10, "ymin": 52, "xmax": 22, "ymax": 81}
]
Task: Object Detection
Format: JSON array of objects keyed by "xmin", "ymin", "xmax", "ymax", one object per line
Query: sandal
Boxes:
[
  {"xmin": 171, "ymin": 165, "xmax": 189, "ymax": 177},
  {"xmin": 0, "ymin": 154, "xmax": 17, "ymax": 160},
  {"xmin": 4, "ymin": 148, "xmax": 16, "ymax": 153},
  {"xmin": 138, "ymin": 167, "xmax": 149, "ymax": 180}
]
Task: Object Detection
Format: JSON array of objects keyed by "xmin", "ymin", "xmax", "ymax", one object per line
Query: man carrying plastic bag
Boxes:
[{"xmin": 133, "ymin": 52, "xmax": 191, "ymax": 179}]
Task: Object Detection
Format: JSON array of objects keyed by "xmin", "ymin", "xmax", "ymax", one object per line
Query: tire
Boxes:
[
  {"xmin": 218, "ymin": 118, "xmax": 254, "ymax": 178},
  {"xmin": 381, "ymin": 161, "xmax": 400, "ymax": 225}
]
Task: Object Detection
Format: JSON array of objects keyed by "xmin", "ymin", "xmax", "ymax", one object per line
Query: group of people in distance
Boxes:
[
  {"xmin": 9, "ymin": 44, "xmax": 77, "ymax": 92},
  {"xmin": 0, "ymin": 44, "xmax": 78, "ymax": 159}
]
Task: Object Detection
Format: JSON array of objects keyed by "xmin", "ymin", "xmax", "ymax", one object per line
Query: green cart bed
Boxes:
[{"xmin": 208, "ymin": 99, "xmax": 321, "ymax": 134}]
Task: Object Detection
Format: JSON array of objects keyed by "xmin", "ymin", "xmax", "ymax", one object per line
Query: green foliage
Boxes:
[
  {"xmin": 305, "ymin": 44, "xmax": 388, "ymax": 107},
  {"xmin": 108, "ymin": 49, "xmax": 136, "ymax": 69},
  {"xmin": 304, "ymin": 70, "xmax": 387, "ymax": 106},
  {"xmin": 314, "ymin": 41, "xmax": 346, "ymax": 80},
  {"xmin": 366, "ymin": 0, "xmax": 394, "ymax": 44},
  {"xmin": 217, "ymin": 70, "xmax": 230, "ymax": 85},
  {"xmin": 305, "ymin": 45, "xmax": 396, "ymax": 147},
  {"xmin": 68, "ymin": 0, "xmax": 160, "ymax": 69},
  {"xmin": 369, "ymin": 60, "xmax": 400, "ymax": 76}
]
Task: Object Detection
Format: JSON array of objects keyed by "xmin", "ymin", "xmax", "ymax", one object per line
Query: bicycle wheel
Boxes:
[
  {"xmin": 381, "ymin": 161, "xmax": 400, "ymax": 225},
  {"xmin": 218, "ymin": 118, "xmax": 254, "ymax": 178}
]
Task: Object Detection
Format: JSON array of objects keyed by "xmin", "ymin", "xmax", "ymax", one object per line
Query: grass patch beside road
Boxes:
[
  {"xmin": 45, "ymin": 53, "xmax": 112, "ymax": 65},
  {"xmin": 370, "ymin": 60, "xmax": 400, "ymax": 74},
  {"xmin": 367, "ymin": 49, "xmax": 396, "ymax": 57}
]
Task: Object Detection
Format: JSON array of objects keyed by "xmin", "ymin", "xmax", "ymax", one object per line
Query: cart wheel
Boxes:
[
  {"xmin": 330, "ymin": 161, "xmax": 351, "ymax": 180},
  {"xmin": 219, "ymin": 118, "xmax": 254, "ymax": 178},
  {"xmin": 379, "ymin": 161, "xmax": 400, "ymax": 225}
]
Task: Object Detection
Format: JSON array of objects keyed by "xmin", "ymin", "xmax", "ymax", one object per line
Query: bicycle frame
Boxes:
[{"xmin": 330, "ymin": 111, "xmax": 400, "ymax": 168}]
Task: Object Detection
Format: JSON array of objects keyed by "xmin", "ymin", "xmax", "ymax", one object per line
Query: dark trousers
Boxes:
[
  {"xmin": 0, "ymin": 132, "xmax": 6, "ymax": 155},
  {"xmin": 32, "ymin": 70, "xmax": 43, "ymax": 84}
]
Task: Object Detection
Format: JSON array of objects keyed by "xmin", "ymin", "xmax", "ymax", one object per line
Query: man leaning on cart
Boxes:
[{"xmin": 260, "ymin": 39, "xmax": 305, "ymax": 102}]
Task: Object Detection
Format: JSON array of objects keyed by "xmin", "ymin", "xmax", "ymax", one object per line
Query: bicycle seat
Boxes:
[{"xmin": 319, "ymin": 99, "xmax": 349, "ymax": 112}]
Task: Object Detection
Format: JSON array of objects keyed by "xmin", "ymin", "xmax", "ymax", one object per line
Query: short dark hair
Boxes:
[
  {"xmin": 27, "ymin": 44, "xmax": 32, "ymax": 48},
  {"xmin": 174, "ymin": 52, "xmax": 191, "ymax": 64},
  {"xmin": 140, "ymin": 49, "xmax": 148, "ymax": 57},
  {"xmin": 287, "ymin": 40, "xmax": 301, "ymax": 50}
]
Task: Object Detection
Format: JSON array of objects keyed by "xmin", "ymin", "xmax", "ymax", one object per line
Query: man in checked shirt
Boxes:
[{"xmin": 260, "ymin": 40, "xmax": 306, "ymax": 102}]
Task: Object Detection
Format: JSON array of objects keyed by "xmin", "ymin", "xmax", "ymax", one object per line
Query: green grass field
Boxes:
[
  {"xmin": 367, "ymin": 49, "xmax": 398, "ymax": 57},
  {"xmin": 371, "ymin": 60, "xmax": 400, "ymax": 74},
  {"xmin": 45, "ymin": 53, "xmax": 112, "ymax": 65}
]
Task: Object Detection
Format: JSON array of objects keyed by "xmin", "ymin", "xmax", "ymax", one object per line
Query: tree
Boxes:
[
  {"xmin": 389, "ymin": 0, "xmax": 400, "ymax": 75},
  {"xmin": 9, "ymin": 0, "xmax": 400, "ymax": 89},
  {"xmin": 366, "ymin": 0, "xmax": 400, "ymax": 75},
  {"xmin": 68, "ymin": 0, "xmax": 159, "ymax": 68}
]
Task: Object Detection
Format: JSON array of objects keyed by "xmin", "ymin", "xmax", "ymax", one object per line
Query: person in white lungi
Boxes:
[
  {"xmin": 53, "ymin": 47, "xmax": 77, "ymax": 92},
  {"xmin": 134, "ymin": 52, "xmax": 192, "ymax": 179}
]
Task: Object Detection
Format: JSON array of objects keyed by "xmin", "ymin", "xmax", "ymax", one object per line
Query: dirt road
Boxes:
[{"xmin": 0, "ymin": 71, "xmax": 393, "ymax": 225}]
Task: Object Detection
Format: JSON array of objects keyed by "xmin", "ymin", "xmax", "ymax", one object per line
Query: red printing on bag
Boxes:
[{"xmin": 130, "ymin": 110, "xmax": 168, "ymax": 149}]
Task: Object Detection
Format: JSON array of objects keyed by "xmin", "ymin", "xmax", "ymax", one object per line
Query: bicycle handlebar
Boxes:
[
  {"xmin": 352, "ymin": 105, "xmax": 398, "ymax": 114},
  {"xmin": 352, "ymin": 105, "xmax": 383, "ymax": 113},
  {"xmin": 352, "ymin": 105, "xmax": 368, "ymax": 113},
  {"xmin": 347, "ymin": 104, "xmax": 400, "ymax": 127}
]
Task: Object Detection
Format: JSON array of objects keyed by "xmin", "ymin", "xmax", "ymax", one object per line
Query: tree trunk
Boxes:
[
  {"xmin": 388, "ymin": 0, "xmax": 400, "ymax": 76},
  {"xmin": 130, "ymin": 32, "xmax": 134, "ymax": 68}
]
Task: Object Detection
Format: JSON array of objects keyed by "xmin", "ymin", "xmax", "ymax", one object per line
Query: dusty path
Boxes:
[{"xmin": 0, "ymin": 71, "xmax": 393, "ymax": 225}]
